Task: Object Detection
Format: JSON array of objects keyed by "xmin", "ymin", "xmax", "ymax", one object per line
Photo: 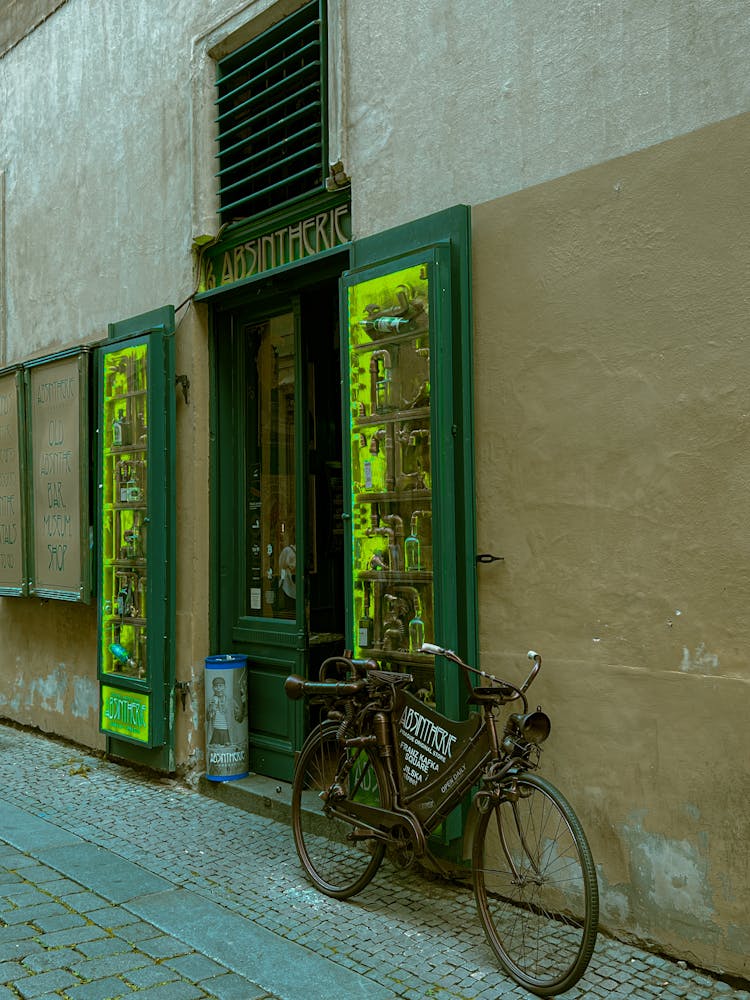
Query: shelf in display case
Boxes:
[
  {"xmin": 352, "ymin": 406, "xmax": 430, "ymax": 429},
  {"xmin": 351, "ymin": 326, "xmax": 431, "ymax": 352},
  {"xmin": 354, "ymin": 490, "xmax": 431, "ymax": 504},
  {"xmin": 357, "ymin": 570, "xmax": 432, "ymax": 583}
]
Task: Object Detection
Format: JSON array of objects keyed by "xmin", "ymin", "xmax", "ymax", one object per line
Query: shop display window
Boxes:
[
  {"xmin": 100, "ymin": 343, "xmax": 150, "ymax": 681},
  {"xmin": 345, "ymin": 262, "xmax": 435, "ymax": 702}
]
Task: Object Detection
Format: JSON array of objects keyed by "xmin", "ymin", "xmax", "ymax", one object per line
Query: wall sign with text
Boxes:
[
  {"xmin": 25, "ymin": 349, "xmax": 91, "ymax": 602},
  {"xmin": 0, "ymin": 368, "xmax": 27, "ymax": 596}
]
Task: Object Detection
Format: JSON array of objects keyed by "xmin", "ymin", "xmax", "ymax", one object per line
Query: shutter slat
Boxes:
[
  {"xmin": 215, "ymin": 60, "xmax": 320, "ymax": 127},
  {"xmin": 219, "ymin": 163, "xmax": 321, "ymax": 217},
  {"xmin": 216, "ymin": 120, "xmax": 320, "ymax": 178},
  {"xmin": 216, "ymin": 35, "xmax": 319, "ymax": 107},
  {"xmin": 218, "ymin": 142, "xmax": 322, "ymax": 198}
]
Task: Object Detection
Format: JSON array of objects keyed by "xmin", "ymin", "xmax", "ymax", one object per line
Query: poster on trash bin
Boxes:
[{"xmin": 205, "ymin": 656, "xmax": 249, "ymax": 781}]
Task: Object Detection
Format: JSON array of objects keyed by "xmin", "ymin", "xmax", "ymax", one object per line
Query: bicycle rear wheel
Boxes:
[
  {"xmin": 472, "ymin": 772, "xmax": 598, "ymax": 996},
  {"xmin": 292, "ymin": 722, "xmax": 391, "ymax": 899}
]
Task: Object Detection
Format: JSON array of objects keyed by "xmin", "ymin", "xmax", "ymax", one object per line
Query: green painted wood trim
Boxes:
[
  {"xmin": 107, "ymin": 305, "xmax": 174, "ymax": 342},
  {"xmin": 0, "ymin": 366, "xmax": 28, "ymax": 596},
  {"xmin": 97, "ymin": 311, "xmax": 176, "ymax": 760}
]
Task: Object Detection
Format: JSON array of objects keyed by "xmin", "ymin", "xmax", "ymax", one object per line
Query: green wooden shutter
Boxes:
[{"xmin": 215, "ymin": 0, "xmax": 328, "ymax": 224}]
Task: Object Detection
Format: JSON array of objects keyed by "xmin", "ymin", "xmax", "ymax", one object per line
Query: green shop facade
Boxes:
[{"xmin": 199, "ymin": 195, "xmax": 479, "ymax": 798}]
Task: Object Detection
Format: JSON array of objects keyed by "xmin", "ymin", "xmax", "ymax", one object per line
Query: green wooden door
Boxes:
[{"xmin": 212, "ymin": 281, "xmax": 346, "ymax": 781}]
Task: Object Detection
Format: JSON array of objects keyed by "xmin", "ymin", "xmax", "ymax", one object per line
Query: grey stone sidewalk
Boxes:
[{"xmin": 0, "ymin": 720, "xmax": 747, "ymax": 1000}]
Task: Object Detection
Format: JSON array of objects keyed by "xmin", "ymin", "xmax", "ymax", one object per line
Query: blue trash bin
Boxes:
[{"xmin": 204, "ymin": 654, "xmax": 249, "ymax": 781}]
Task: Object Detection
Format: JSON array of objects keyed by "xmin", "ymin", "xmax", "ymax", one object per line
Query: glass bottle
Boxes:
[
  {"xmin": 359, "ymin": 316, "xmax": 411, "ymax": 337},
  {"xmin": 409, "ymin": 595, "xmax": 425, "ymax": 653},
  {"xmin": 405, "ymin": 512, "xmax": 421, "ymax": 572},
  {"xmin": 357, "ymin": 581, "xmax": 374, "ymax": 651}
]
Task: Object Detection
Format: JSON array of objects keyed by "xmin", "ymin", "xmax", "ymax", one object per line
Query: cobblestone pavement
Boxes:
[{"xmin": 0, "ymin": 721, "xmax": 748, "ymax": 1000}]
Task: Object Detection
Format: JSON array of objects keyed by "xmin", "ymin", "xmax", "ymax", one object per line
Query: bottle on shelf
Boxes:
[
  {"xmin": 359, "ymin": 316, "xmax": 412, "ymax": 338},
  {"xmin": 409, "ymin": 597, "xmax": 425, "ymax": 653},
  {"xmin": 116, "ymin": 460, "xmax": 131, "ymax": 502},
  {"xmin": 404, "ymin": 517, "xmax": 420, "ymax": 572},
  {"xmin": 357, "ymin": 581, "xmax": 374, "ymax": 650},
  {"xmin": 405, "ymin": 510, "xmax": 432, "ymax": 572},
  {"xmin": 108, "ymin": 642, "xmax": 138, "ymax": 673},
  {"xmin": 112, "ymin": 409, "xmax": 130, "ymax": 447}
]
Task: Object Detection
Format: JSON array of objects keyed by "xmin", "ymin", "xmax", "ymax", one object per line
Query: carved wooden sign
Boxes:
[{"xmin": 26, "ymin": 350, "xmax": 90, "ymax": 601}]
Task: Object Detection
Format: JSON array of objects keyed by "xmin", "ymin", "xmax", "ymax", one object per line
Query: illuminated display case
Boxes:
[
  {"xmin": 343, "ymin": 253, "xmax": 450, "ymax": 706},
  {"xmin": 96, "ymin": 315, "xmax": 175, "ymax": 752}
]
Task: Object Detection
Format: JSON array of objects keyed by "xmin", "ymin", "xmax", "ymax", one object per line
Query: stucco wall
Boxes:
[
  {"xmin": 344, "ymin": 0, "xmax": 750, "ymax": 239},
  {"xmin": 472, "ymin": 112, "xmax": 750, "ymax": 976}
]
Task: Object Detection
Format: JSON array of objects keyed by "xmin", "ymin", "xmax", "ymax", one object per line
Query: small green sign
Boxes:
[{"xmin": 101, "ymin": 684, "xmax": 150, "ymax": 743}]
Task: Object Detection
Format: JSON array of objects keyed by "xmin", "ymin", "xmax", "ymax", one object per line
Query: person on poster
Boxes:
[{"xmin": 207, "ymin": 676, "xmax": 231, "ymax": 746}]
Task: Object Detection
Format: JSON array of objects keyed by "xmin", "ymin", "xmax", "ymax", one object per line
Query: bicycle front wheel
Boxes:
[
  {"xmin": 472, "ymin": 772, "xmax": 598, "ymax": 997},
  {"xmin": 292, "ymin": 723, "xmax": 391, "ymax": 899}
]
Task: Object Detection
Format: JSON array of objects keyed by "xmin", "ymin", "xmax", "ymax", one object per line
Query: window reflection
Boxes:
[{"xmin": 245, "ymin": 313, "xmax": 296, "ymax": 620}]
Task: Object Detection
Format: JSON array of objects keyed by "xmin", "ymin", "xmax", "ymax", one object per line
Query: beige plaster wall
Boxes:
[
  {"xmin": 0, "ymin": 598, "xmax": 101, "ymax": 747},
  {"xmin": 471, "ymin": 113, "xmax": 750, "ymax": 975},
  {"xmin": 172, "ymin": 301, "xmax": 212, "ymax": 780}
]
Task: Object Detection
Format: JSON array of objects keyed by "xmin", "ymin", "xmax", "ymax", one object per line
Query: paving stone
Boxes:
[
  {"xmin": 198, "ymin": 973, "xmax": 273, "ymax": 1000},
  {"xmin": 164, "ymin": 952, "xmax": 227, "ymax": 981},
  {"xmin": 32, "ymin": 911, "xmax": 87, "ymax": 933},
  {"xmin": 121, "ymin": 964, "xmax": 181, "ymax": 989},
  {"xmin": 36, "ymin": 925, "xmax": 107, "ymax": 948},
  {"xmin": 0, "ymin": 940, "xmax": 43, "ymax": 964},
  {"xmin": 0, "ymin": 925, "xmax": 37, "ymax": 945},
  {"xmin": 3, "ymin": 721, "xmax": 750, "ymax": 1000},
  {"xmin": 133, "ymin": 935, "xmax": 192, "ymax": 960},
  {"xmin": 5, "ymin": 902, "xmax": 67, "ymax": 926},
  {"xmin": 22, "ymin": 948, "xmax": 80, "ymax": 973},
  {"xmin": 68, "ymin": 951, "xmax": 151, "ymax": 980},
  {"xmin": 0, "ymin": 959, "xmax": 28, "ymax": 983},
  {"xmin": 114, "ymin": 920, "xmax": 165, "ymax": 943},
  {"xmin": 85, "ymin": 906, "xmax": 138, "ymax": 929},
  {"xmin": 124, "ymin": 983, "xmax": 206, "ymax": 1000},
  {"xmin": 65, "ymin": 977, "xmax": 134, "ymax": 1000},
  {"xmin": 0, "ymin": 885, "xmax": 49, "ymax": 904},
  {"xmin": 13, "ymin": 969, "xmax": 80, "ymax": 998},
  {"xmin": 74, "ymin": 936, "xmax": 132, "ymax": 958}
]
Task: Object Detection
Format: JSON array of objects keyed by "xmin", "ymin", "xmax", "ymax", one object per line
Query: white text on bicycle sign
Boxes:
[{"xmin": 399, "ymin": 704, "xmax": 457, "ymax": 787}]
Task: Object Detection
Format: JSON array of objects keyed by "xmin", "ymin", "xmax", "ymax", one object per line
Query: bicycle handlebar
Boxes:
[
  {"xmin": 420, "ymin": 643, "xmax": 542, "ymax": 698},
  {"xmin": 284, "ymin": 675, "xmax": 366, "ymax": 702}
]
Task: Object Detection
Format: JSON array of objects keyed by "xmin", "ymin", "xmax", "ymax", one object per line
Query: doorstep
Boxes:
[{"xmin": 198, "ymin": 771, "xmax": 294, "ymax": 827}]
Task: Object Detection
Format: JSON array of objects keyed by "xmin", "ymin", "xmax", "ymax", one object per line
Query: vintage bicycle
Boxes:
[{"xmin": 284, "ymin": 643, "xmax": 598, "ymax": 997}]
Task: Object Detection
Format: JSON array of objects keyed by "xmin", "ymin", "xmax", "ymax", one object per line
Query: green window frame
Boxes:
[{"xmin": 215, "ymin": 0, "xmax": 328, "ymax": 226}]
